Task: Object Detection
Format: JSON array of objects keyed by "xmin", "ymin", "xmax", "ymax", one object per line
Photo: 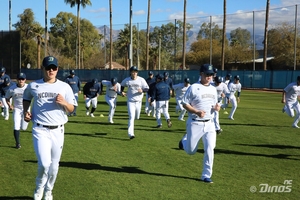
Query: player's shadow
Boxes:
[
  {"xmin": 194, "ymin": 148, "xmax": 299, "ymax": 160},
  {"xmin": 234, "ymin": 143, "xmax": 300, "ymax": 149},
  {"xmin": 0, "ymin": 197, "xmax": 32, "ymax": 200},
  {"xmin": 64, "ymin": 132, "xmax": 129, "ymax": 141}
]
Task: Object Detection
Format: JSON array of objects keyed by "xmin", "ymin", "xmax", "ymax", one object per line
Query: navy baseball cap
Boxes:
[
  {"xmin": 70, "ymin": 70, "xmax": 75, "ymax": 75},
  {"xmin": 234, "ymin": 75, "xmax": 240, "ymax": 80},
  {"xmin": 42, "ymin": 56, "xmax": 58, "ymax": 68},
  {"xmin": 4, "ymin": 77, "xmax": 10, "ymax": 84},
  {"xmin": 214, "ymin": 76, "xmax": 223, "ymax": 83},
  {"xmin": 111, "ymin": 77, "xmax": 117, "ymax": 85},
  {"xmin": 184, "ymin": 77, "xmax": 190, "ymax": 83},
  {"xmin": 163, "ymin": 72, "xmax": 169, "ymax": 77},
  {"xmin": 200, "ymin": 64, "xmax": 214, "ymax": 74},
  {"xmin": 17, "ymin": 72, "xmax": 26, "ymax": 79},
  {"xmin": 92, "ymin": 78, "xmax": 98, "ymax": 84},
  {"xmin": 0, "ymin": 67, "xmax": 6, "ymax": 73},
  {"xmin": 156, "ymin": 73, "xmax": 163, "ymax": 80},
  {"xmin": 130, "ymin": 66, "xmax": 138, "ymax": 72},
  {"xmin": 148, "ymin": 71, "xmax": 153, "ymax": 76}
]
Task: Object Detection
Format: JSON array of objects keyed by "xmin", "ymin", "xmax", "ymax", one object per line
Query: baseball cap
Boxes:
[
  {"xmin": 130, "ymin": 66, "xmax": 138, "ymax": 72},
  {"xmin": 200, "ymin": 64, "xmax": 214, "ymax": 74},
  {"xmin": 156, "ymin": 73, "xmax": 163, "ymax": 80},
  {"xmin": 42, "ymin": 56, "xmax": 58, "ymax": 68},
  {"xmin": 111, "ymin": 77, "xmax": 117, "ymax": 85},
  {"xmin": 163, "ymin": 72, "xmax": 169, "ymax": 77},
  {"xmin": 17, "ymin": 72, "xmax": 26, "ymax": 79},
  {"xmin": 214, "ymin": 76, "xmax": 223, "ymax": 83},
  {"xmin": 184, "ymin": 77, "xmax": 190, "ymax": 83},
  {"xmin": 92, "ymin": 78, "xmax": 98, "ymax": 84},
  {"xmin": 70, "ymin": 70, "xmax": 75, "ymax": 75},
  {"xmin": 148, "ymin": 71, "xmax": 153, "ymax": 76},
  {"xmin": 234, "ymin": 75, "xmax": 240, "ymax": 80},
  {"xmin": 0, "ymin": 67, "xmax": 6, "ymax": 73},
  {"xmin": 4, "ymin": 77, "xmax": 10, "ymax": 84}
]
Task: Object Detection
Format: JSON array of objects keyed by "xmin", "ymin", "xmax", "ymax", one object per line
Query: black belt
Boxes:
[
  {"xmin": 37, "ymin": 123, "xmax": 62, "ymax": 129},
  {"xmin": 192, "ymin": 119, "xmax": 210, "ymax": 122}
]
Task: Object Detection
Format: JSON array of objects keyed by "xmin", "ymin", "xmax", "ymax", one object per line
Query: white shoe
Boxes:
[
  {"xmin": 109, "ymin": 120, "xmax": 114, "ymax": 124},
  {"xmin": 292, "ymin": 125, "xmax": 299, "ymax": 128},
  {"xmin": 229, "ymin": 117, "xmax": 234, "ymax": 120},
  {"xmin": 1, "ymin": 112, "xmax": 4, "ymax": 117},
  {"xmin": 178, "ymin": 117, "xmax": 185, "ymax": 121},
  {"xmin": 43, "ymin": 191, "xmax": 53, "ymax": 200},
  {"xmin": 86, "ymin": 110, "xmax": 89, "ymax": 116},
  {"xmin": 33, "ymin": 188, "xmax": 44, "ymax": 200},
  {"xmin": 4, "ymin": 116, "xmax": 8, "ymax": 120},
  {"xmin": 90, "ymin": 113, "xmax": 95, "ymax": 117}
]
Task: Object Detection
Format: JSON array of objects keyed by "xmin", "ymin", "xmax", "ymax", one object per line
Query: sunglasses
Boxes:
[
  {"xmin": 45, "ymin": 65, "xmax": 58, "ymax": 71},
  {"xmin": 204, "ymin": 73, "xmax": 214, "ymax": 76},
  {"xmin": 18, "ymin": 78, "xmax": 25, "ymax": 80}
]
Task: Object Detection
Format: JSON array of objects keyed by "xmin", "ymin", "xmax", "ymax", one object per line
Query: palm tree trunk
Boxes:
[
  {"xmin": 109, "ymin": 0, "xmax": 113, "ymax": 70},
  {"xmin": 221, "ymin": 0, "xmax": 226, "ymax": 70},
  {"xmin": 45, "ymin": 0, "xmax": 48, "ymax": 56},
  {"xmin": 9, "ymin": 0, "xmax": 11, "ymax": 31},
  {"xmin": 182, "ymin": 0, "xmax": 187, "ymax": 69},
  {"xmin": 77, "ymin": 3, "xmax": 81, "ymax": 69},
  {"xmin": 146, "ymin": 0, "xmax": 151, "ymax": 70},
  {"xmin": 263, "ymin": 0, "xmax": 270, "ymax": 70}
]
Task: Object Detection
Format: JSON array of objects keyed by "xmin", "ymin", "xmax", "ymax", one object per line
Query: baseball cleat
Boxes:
[
  {"xmin": 16, "ymin": 144, "xmax": 21, "ymax": 149},
  {"xmin": 178, "ymin": 140, "xmax": 183, "ymax": 150},
  {"xmin": 228, "ymin": 117, "xmax": 234, "ymax": 120},
  {"xmin": 86, "ymin": 110, "xmax": 89, "ymax": 116},
  {"xmin": 167, "ymin": 119, "xmax": 172, "ymax": 128},
  {"xmin": 156, "ymin": 125, "xmax": 162, "ymax": 128},
  {"xmin": 4, "ymin": 116, "xmax": 9, "ymax": 120},
  {"xmin": 130, "ymin": 136, "xmax": 135, "ymax": 139},
  {"xmin": 90, "ymin": 113, "xmax": 95, "ymax": 117},
  {"xmin": 33, "ymin": 188, "xmax": 44, "ymax": 200},
  {"xmin": 43, "ymin": 190, "xmax": 53, "ymax": 200},
  {"xmin": 282, "ymin": 108, "xmax": 285, "ymax": 113},
  {"xmin": 216, "ymin": 129, "xmax": 223, "ymax": 135},
  {"xmin": 178, "ymin": 117, "xmax": 185, "ymax": 121},
  {"xmin": 202, "ymin": 178, "xmax": 213, "ymax": 183},
  {"xmin": 292, "ymin": 125, "xmax": 299, "ymax": 128},
  {"xmin": 73, "ymin": 113, "xmax": 77, "ymax": 116}
]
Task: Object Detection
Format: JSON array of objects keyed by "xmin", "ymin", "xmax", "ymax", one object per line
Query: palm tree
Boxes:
[
  {"xmin": 221, "ymin": 0, "xmax": 226, "ymax": 70},
  {"xmin": 64, "ymin": 0, "xmax": 92, "ymax": 69},
  {"xmin": 45, "ymin": 0, "xmax": 48, "ymax": 56},
  {"xmin": 263, "ymin": 0, "xmax": 270, "ymax": 70},
  {"xmin": 182, "ymin": 0, "xmax": 187, "ymax": 69},
  {"xmin": 109, "ymin": 0, "xmax": 112, "ymax": 70},
  {"xmin": 146, "ymin": 0, "xmax": 151, "ymax": 70}
]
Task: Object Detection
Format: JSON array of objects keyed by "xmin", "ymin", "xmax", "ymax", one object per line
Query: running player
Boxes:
[
  {"xmin": 5, "ymin": 73, "xmax": 29, "ymax": 149},
  {"xmin": 0, "ymin": 77, "xmax": 15, "ymax": 120},
  {"xmin": 65, "ymin": 69, "xmax": 81, "ymax": 116},
  {"xmin": 222, "ymin": 73, "xmax": 232, "ymax": 113},
  {"xmin": 83, "ymin": 78, "xmax": 101, "ymax": 118},
  {"xmin": 163, "ymin": 72, "xmax": 173, "ymax": 96},
  {"xmin": 0, "ymin": 67, "xmax": 10, "ymax": 116},
  {"xmin": 227, "ymin": 75, "xmax": 242, "ymax": 120},
  {"xmin": 101, "ymin": 77, "xmax": 121, "ymax": 123},
  {"xmin": 120, "ymin": 66, "xmax": 149, "ymax": 139},
  {"xmin": 282, "ymin": 76, "xmax": 300, "ymax": 128},
  {"xmin": 144, "ymin": 71, "xmax": 155, "ymax": 116},
  {"xmin": 178, "ymin": 64, "xmax": 220, "ymax": 183},
  {"xmin": 212, "ymin": 76, "xmax": 229, "ymax": 134},
  {"xmin": 172, "ymin": 77, "xmax": 191, "ymax": 121},
  {"xmin": 23, "ymin": 56, "xmax": 77, "ymax": 200}
]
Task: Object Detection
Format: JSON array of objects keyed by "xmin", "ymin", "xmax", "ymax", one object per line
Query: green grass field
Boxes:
[{"xmin": 0, "ymin": 90, "xmax": 299, "ymax": 200}]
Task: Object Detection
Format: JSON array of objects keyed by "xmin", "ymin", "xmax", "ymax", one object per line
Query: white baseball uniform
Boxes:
[
  {"xmin": 121, "ymin": 76, "xmax": 149, "ymax": 138},
  {"xmin": 23, "ymin": 79, "xmax": 77, "ymax": 194},
  {"xmin": 102, "ymin": 80, "xmax": 121, "ymax": 123},
  {"xmin": 282, "ymin": 82, "xmax": 300, "ymax": 127},
  {"xmin": 227, "ymin": 81, "xmax": 242, "ymax": 120},
  {"xmin": 173, "ymin": 82, "xmax": 190, "ymax": 121},
  {"xmin": 180, "ymin": 82, "xmax": 218, "ymax": 180},
  {"xmin": 211, "ymin": 82, "xmax": 229, "ymax": 131}
]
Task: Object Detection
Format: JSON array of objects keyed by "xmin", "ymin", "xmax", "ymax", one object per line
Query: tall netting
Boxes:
[{"xmin": 0, "ymin": 31, "xmax": 20, "ymax": 78}]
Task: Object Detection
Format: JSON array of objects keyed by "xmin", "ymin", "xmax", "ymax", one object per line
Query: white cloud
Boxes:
[
  {"xmin": 133, "ymin": 10, "xmax": 146, "ymax": 16},
  {"xmin": 88, "ymin": 7, "xmax": 107, "ymax": 13}
]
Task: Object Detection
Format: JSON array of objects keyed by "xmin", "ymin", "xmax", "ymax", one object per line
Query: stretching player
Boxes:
[
  {"xmin": 65, "ymin": 69, "xmax": 81, "ymax": 116},
  {"xmin": 281, "ymin": 76, "xmax": 300, "ymax": 128},
  {"xmin": 5, "ymin": 73, "xmax": 29, "ymax": 149},
  {"xmin": 120, "ymin": 66, "xmax": 149, "ymax": 139},
  {"xmin": 150, "ymin": 74, "xmax": 172, "ymax": 128},
  {"xmin": 227, "ymin": 75, "xmax": 242, "ymax": 120},
  {"xmin": 212, "ymin": 76, "xmax": 229, "ymax": 134},
  {"xmin": 173, "ymin": 77, "xmax": 191, "ymax": 121},
  {"xmin": 101, "ymin": 77, "xmax": 121, "ymax": 123},
  {"xmin": 178, "ymin": 64, "xmax": 220, "ymax": 183},
  {"xmin": 23, "ymin": 56, "xmax": 77, "ymax": 200},
  {"xmin": 83, "ymin": 78, "xmax": 101, "ymax": 118}
]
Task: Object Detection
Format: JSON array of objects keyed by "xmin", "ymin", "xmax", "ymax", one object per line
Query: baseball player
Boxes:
[
  {"xmin": 0, "ymin": 77, "xmax": 15, "ymax": 120},
  {"xmin": 23, "ymin": 56, "xmax": 77, "ymax": 200},
  {"xmin": 144, "ymin": 71, "xmax": 155, "ymax": 116},
  {"xmin": 222, "ymin": 73, "xmax": 232, "ymax": 113},
  {"xmin": 83, "ymin": 78, "xmax": 101, "ymax": 118},
  {"xmin": 0, "ymin": 67, "xmax": 10, "ymax": 116},
  {"xmin": 281, "ymin": 76, "xmax": 300, "ymax": 128},
  {"xmin": 163, "ymin": 72, "xmax": 173, "ymax": 96},
  {"xmin": 150, "ymin": 74, "xmax": 172, "ymax": 128},
  {"xmin": 101, "ymin": 77, "xmax": 121, "ymax": 123},
  {"xmin": 211, "ymin": 76, "xmax": 229, "ymax": 134},
  {"xmin": 227, "ymin": 75, "xmax": 242, "ymax": 120},
  {"xmin": 178, "ymin": 64, "xmax": 220, "ymax": 183},
  {"xmin": 120, "ymin": 66, "xmax": 149, "ymax": 139},
  {"xmin": 172, "ymin": 77, "xmax": 191, "ymax": 121},
  {"xmin": 65, "ymin": 69, "xmax": 81, "ymax": 116},
  {"xmin": 5, "ymin": 73, "xmax": 29, "ymax": 149}
]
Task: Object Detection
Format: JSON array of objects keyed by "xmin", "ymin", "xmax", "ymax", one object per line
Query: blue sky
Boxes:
[{"xmin": 0, "ymin": 0, "xmax": 299, "ymax": 31}]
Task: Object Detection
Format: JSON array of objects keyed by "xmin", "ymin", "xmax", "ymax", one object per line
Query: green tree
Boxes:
[
  {"xmin": 13, "ymin": 8, "xmax": 44, "ymax": 68},
  {"xmin": 197, "ymin": 22, "xmax": 223, "ymax": 41},
  {"xmin": 65, "ymin": 0, "xmax": 92, "ymax": 69},
  {"xmin": 230, "ymin": 27, "xmax": 251, "ymax": 48}
]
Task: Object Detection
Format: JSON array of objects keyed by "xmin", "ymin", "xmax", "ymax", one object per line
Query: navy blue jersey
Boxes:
[
  {"xmin": 65, "ymin": 75, "xmax": 81, "ymax": 93},
  {"xmin": 146, "ymin": 77, "xmax": 155, "ymax": 86},
  {"xmin": 83, "ymin": 81, "xmax": 101, "ymax": 98},
  {"xmin": 164, "ymin": 77, "xmax": 173, "ymax": 89},
  {"xmin": 0, "ymin": 81, "xmax": 16, "ymax": 97},
  {"xmin": 151, "ymin": 81, "xmax": 170, "ymax": 102},
  {"xmin": 147, "ymin": 81, "xmax": 156, "ymax": 97},
  {"xmin": 0, "ymin": 74, "xmax": 10, "ymax": 86}
]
